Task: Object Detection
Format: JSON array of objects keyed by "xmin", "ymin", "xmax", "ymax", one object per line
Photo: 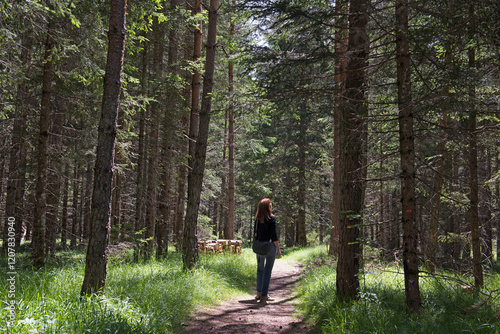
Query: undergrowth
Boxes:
[
  {"xmin": 292, "ymin": 245, "xmax": 500, "ymax": 334},
  {"xmin": 2, "ymin": 245, "xmax": 499, "ymax": 333},
  {"xmin": 0, "ymin": 247, "xmax": 255, "ymax": 333}
]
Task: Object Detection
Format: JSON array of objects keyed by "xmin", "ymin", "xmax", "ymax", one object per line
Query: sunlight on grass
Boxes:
[
  {"xmin": 295, "ymin": 251, "xmax": 500, "ymax": 334},
  {"xmin": 1, "ymin": 246, "xmax": 499, "ymax": 333},
  {"xmin": 281, "ymin": 244, "xmax": 329, "ymax": 264},
  {"xmin": 0, "ymin": 248, "xmax": 256, "ymax": 333}
]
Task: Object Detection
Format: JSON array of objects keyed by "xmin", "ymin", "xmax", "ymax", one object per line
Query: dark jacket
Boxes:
[{"xmin": 254, "ymin": 216, "xmax": 278, "ymax": 242}]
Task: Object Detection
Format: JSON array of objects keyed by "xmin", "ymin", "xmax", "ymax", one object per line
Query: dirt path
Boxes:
[{"xmin": 182, "ymin": 260, "xmax": 312, "ymax": 334}]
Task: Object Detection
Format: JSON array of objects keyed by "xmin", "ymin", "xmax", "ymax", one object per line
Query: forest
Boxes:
[{"xmin": 1, "ymin": 0, "xmax": 499, "ymax": 333}]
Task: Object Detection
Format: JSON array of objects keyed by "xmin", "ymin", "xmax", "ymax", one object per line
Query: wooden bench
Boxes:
[{"xmin": 198, "ymin": 239, "xmax": 243, "ymax": 255}]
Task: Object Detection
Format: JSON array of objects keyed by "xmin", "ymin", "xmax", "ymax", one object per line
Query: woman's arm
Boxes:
[
  {"xmin": 270, "ymin": 216, "xmax": 281, "ymax": 258},
  {"xmin": 274, "ymin": 241, "xmax": 281, "ymax": 258}
]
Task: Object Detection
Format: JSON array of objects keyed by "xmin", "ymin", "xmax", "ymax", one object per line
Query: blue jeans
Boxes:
[{"xmin": 256, "ymin": 242, "xmax": 276, "ymax": 297}]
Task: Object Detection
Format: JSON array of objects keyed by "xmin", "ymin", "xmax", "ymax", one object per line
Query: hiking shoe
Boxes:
[{"xmin": 260, "ymin": 295, "xmax": 275, "ymax": 302}]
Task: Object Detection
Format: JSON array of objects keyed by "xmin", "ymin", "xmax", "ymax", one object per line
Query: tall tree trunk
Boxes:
[
  {"xmin": 82, "ymin": 158, "xmax": 93, "ymax": 244},
  {"xmin": 396, "ymin": 0, "xmax": 421, "ymax": 313},
  {"xmin": 378, "ymin": 141, "xmax": 386, "ymax": 255},
  {"xmin": 330, "ymin": 0, "xmax": 347, "ymax": 256},
  {"xmin": 81, "ymin": 0, "xmax": 127, "ymax": 295},
  {"xmin": 46, "ymin": 102, "xmax": 64, "ymax": 256},
  {"xmin": 111, "ymin": 113, "xmax": 125, "ymax": 244},
  {"xmin": 451, "ymin": 116, "xmax": 463, "ymax": 262},
  {"xmin": 336, "ymin": 0, "xmax": 368, "ymax": 301},
  {"xmin": 226, "ymin": 0, "xmax": 236, "ymax": 240},
  {"xmin": 479, "ymin": 150, "xmax": 493, "ymax": 260},
  {"xmin": 220, "ymin": 112, "xmax": 228, "ymax": 238},
  {"xmin": 183, "ymin": 0, "xmax": 218, "ymax": 270},
  {"xmin": 25, "ymin": 192, "xmax": 35, "ymax": 242},
  {"xmin": 174, "ymin": 116, "xmax": 189, "ymax": 250},
  {"xmin": 467, "ymin": 4, "xmax": 483, "ymax": 286},
  {"xmin": 144, "ymin": 19, "xmax": 164, "ymax": 259},
  {"xmin": 173, "ymin": 1, "xmax": 194, "ymax": 251},
  {"xmin": 4, "ymin": 32, "xmax": 30, "ymax": 254},
  {"xmin": 78, "ymin": 165, "xmax": 85, "ymax": 244},
  {"xmin": 468, "ymin": 95, "xmax": 482, "ymax": 287},
  {"xmin": 157, "ymin": 152, "xmax": 171, "ymax": 257},
  {"xmin": 70, "ymin": 162, "xmax": 80, "ymax": 248},
  {"xmin": 134, "ymin": 36, "xmax": 148, "ymax": 261},
  {"xmin": 176, "ymin": 0, "xmax": 203, "ymax": 254},
  {"xmin": 188, "ymin": 0, "xmax": 203, "ymax": 161},
  {"xmin": 437, "ymin": 49, "xmax": 454, "ymax": 263},
  {"xmin": 425, "ymin": 113, "xmax": 448, "ymax": 272},
  {"xmin": 157, "ymin": 0, "xmax": 179, "ymax": 257},
  {"xmin": 296, "ymin": 102, "xmax": 307, "ymax": 246},
  {"xmin": 33, "ymin": 20, "xmax": 55, "ymax": 267},
  {"xmin": 61, "ymin": 161, "xmax": 70, "ymax": 248},
  {"xmin": 425, "ymin": 48, "xmax": 452, "ymax": 272}
]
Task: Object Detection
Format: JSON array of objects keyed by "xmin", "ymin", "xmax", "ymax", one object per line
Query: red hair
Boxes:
[{"xmin": 255, "ymin": 198, "xmax": 273, "ymax": 222}]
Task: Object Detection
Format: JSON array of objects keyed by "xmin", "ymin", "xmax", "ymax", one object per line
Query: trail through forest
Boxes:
[{"xmin": 182, "ymin": 260, "xmax": 313, "ymax": 333}]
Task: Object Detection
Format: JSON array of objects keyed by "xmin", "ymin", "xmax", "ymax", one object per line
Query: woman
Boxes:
[{"xmin": 254, "ymin": 198, "xmax": 281, "ymax": 302}]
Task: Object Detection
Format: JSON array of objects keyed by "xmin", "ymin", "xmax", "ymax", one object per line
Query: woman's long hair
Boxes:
[{"xmin": 255, "ymin": 198, "xmax": 274, "ymax": 223}]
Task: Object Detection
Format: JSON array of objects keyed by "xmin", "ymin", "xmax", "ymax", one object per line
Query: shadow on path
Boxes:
[{"xmin": 182, "ymin": 261, "xmax": 314, "ymax": 334}]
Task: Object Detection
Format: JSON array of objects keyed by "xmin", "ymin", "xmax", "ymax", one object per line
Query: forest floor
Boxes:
[{"xmin": 182, "ymin": 260, "xmax": 315, "ymax": 334}]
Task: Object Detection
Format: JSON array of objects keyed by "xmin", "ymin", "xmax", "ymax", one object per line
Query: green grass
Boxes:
[
  {"xmin": 281, "ymin": 244, "xmax": 330, "ymax": 264},
  {"xmin": 2, "ymin": 245, "xmax": 499, "ymax": 333},
  {"xmin": 0, "ymin": 248, "xmax": 256, "ymax": 333},
  {"xmin": 291, "ymin": 246, "xmax": 500, "ymax": 334}
]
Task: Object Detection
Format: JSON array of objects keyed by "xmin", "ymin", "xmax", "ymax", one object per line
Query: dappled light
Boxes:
[{"xmin": 1, "ymin": 0, "xmax": 499, "ymax": 332}]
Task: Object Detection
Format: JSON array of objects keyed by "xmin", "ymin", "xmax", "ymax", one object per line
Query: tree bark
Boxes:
[
  {"xmin": 183, "ymin": 0, "xmax": 219, "ymax": 270},
  {"xmin": 396, "ymin": 0, "xmax": 421, "ymax": 313},
  {"xmin": 220, "ymin": 112, "xmax": 228, "ymax": 238},
  {"xmin": 46, "ymin": 101, "xmax": 64, "ymax": 256},
  {"xmin": 145, "ymin": 118, "xmax": 159, "ymax": 256},
  {"xmin": 226, "ymin": 0, "xmax": 236, "ymax": 240},
  {"xmin": 134, "ymin": 35, "xmax": 149, "ymax": 261},
  {"xmin": 330, "ymin": 0, "xmax": 347, "ymax": 256},
  {"xmin": 144, "ymin": 19, "xmax": 164, "ymax": 259},
  {"xmin": 4, "ymin": 31, "xmax": 30, "ymax": 254},
  {"xmin": 451, "ymin": 116, "xmax": 462, "ymax": 262},
  {"xmin": 425, "ymin": 49, "xmax": 452, "ymax": 273},
  {"xmin": 378, "ymin": 142, "xmax": 386, "ymax": 256},
  {"xmin": 336, "ymin": 0, "xmax": 368, "ymax": 301},
  {"xmin": 33, "ymin": 20, "xmax": 55, "ymax": 267},
  {"xmin": 479, "ymin": 149, "xmax": 492, "ymax": 260},
  {"xmin": 61, "ymin": 161, "xmax": 70, "ymax": 248},
  {"xmin": 296, "ymin": 102, "xmax": 307, "ymax": 246},
  {"xmin": 467, "ymin": 5, "xmax": 483, "ymax": 286},
  {"xmin": 425, "ymin": 110, "xmax": 448, "ymax": 273},
  {"xmin": 82, "ymin": 158, "xmax": 93, "ymax": 244},
  {"xmin": 188, "ymin": 0, "xmax": 203, "ymax": 162},
  {"xmin": 157, "ymin": 0, "xmax": 180, "ymax": 257},
  {"xmin": 173, "ymin": 0, "xmax": 194, "ymax": 251},
  {"xmin": 81, "ymin": 0, "xmax": 127, "ymax": 295},
  {"xmin": 70, "ymin": 162, "xmax": 80, "ymax": 248},
  {"xmin": 174, "ymin": 116, "xmax": 189, "ymax": 250}
]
